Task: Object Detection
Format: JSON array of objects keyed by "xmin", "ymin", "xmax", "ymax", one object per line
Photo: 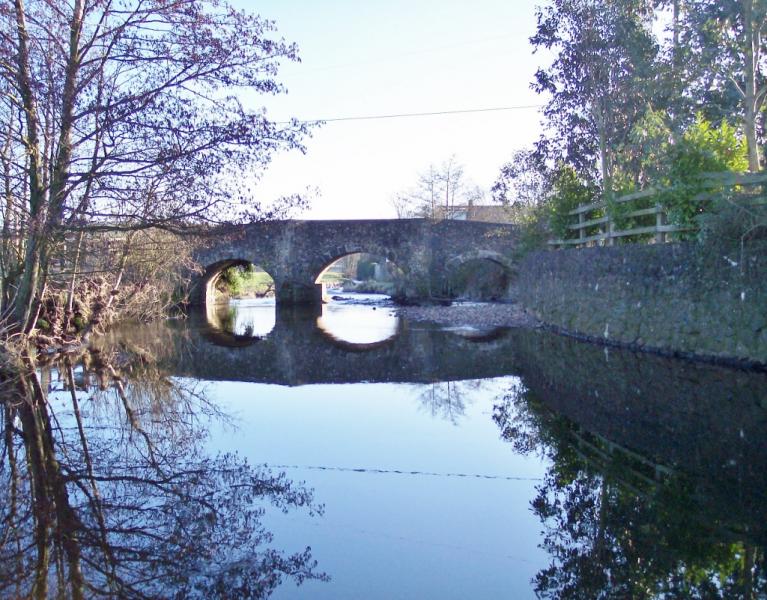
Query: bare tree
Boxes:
[
  {"xmin": 391, "ymin": 156, "xmax": 483, "ymax": 219},
  {"xmin": 0, "ymin": 1, "xmax": 311, "ymax": 333}
]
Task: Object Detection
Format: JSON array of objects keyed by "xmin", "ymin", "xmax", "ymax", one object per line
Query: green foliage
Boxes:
[
  {"xmin": 625, "ymin": 108, "xmax": 673, "ymax": 186},
  {"xmin": 504, "ymin": 0, "xmax": 765, "ymax": 247},
  {"xmin": 515, "ymin": 204, "xmax": 553, "ymax": 255},
  {"xmin": 511, "ymin": 115, "xmax": 749, "ymax": 246},
  {"xmin": 548, "ymin": 165, "xmax": 596, "ymax": 240},
  {"xmin": 660, "ymin": 116, "xmax": 748, "ymax": 231},
  {"xmin": 216, "ymin": 265, "xmax": 274, "ymax": 298},
  {"xmin": 696, "ymin": 191, "xmax": 767, "ymax": 248},
  {"xmin": 676, "ymin": 117, "xmax": 748, "ymax": 174},
  {"xmin": 72, "ymin": 315, "xmax": 86, "ymax": 331},
  {"xmin": 603, "ymin": 176, "xmax": 648, "ymax": 242},
  {"xmin": 606, "ymin": 112, "xmax": 750, "ymax": 242},
  {"xmin": 356, "ymin": 260, "xmax": 376, "ymax": 280},
  {"xmin": 530, "ymin": 0, "xmax": 660, "ymax": 180},
  {"xmin": 218, "ymin": 267, "xmax": 244, "ymax": 296}
]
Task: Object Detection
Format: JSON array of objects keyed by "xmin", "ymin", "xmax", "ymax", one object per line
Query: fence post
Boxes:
[
  {"xmin": 607, "ymin": 218, "xmax": 615, "ymax": 246},
  {"xmin": 655, "ymin": 205, "xmax": 666, "ymax": 243},
  {"xmin": 578, "ymin": 208, "xmax": 585, "ymax": 247}
]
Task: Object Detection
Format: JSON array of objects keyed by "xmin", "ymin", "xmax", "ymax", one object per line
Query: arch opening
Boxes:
[
  {"xmin": 311, "ymin": 252, "xmax": 403, "ymax": 344},
  {"xmin": 204, "ymin": 260, "xmax": 276, "ymax": 339},
  {"xmin": 445, "ymin": 256, "xmax": 515, "ymax": 302},
  {"xmin": 314, "ymin": 252, "xmax": 404, "ymax": 303},
  {"xmin": 208, "ymin": 260, "xmax": 276, "ymax": 303}
]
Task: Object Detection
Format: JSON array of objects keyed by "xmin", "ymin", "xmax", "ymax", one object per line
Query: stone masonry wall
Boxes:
[
  {"xmin": 190, "ymin": 219, "xmax": 519, "ymax": 306},
  {"xmin": 515, "ymin": 240, "xmax": 767, "ymax": 366}
]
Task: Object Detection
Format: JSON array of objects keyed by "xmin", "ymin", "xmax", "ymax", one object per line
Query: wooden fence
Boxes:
[{"xmin": 549, "ymin": 171, "xmax": 767, "ymax": 248}]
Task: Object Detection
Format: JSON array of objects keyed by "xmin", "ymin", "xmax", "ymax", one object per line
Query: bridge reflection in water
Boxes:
[
  {"xmin": 177, "ymin": 301, "xmax": 515, "ymax": 385},
  {"xmin": 109, "ymin": 304, "xmax": 767, "ymax": 499},
  {"xmin": 95, "ymin": 306, "xmax": 767, "ymax": 596}
]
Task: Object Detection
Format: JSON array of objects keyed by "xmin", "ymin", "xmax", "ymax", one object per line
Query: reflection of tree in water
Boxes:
[
  {"xmin": 494, "ymin": 382, "xmax": 767, "ymax": 599},
  {"xmin": 218, "ymin": 306, "xmax": 255, "ymax": 338},
  {"xmin": 0, "ymin": 341, "xmax": 324, "ymax": 599},
  {"xmin": 414, "ymin": 379, "xmax": 488, "ymax": 425}
]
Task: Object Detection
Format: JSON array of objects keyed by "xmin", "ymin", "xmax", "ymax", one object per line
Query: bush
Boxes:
[
  {"xmin": 218, "ymin": 266, "xmax": 245, "ymax": 296},
  {"xmin": 603, "ymin": 172, "xmax": 659, "ymax": 244},
  {"xmin": 515, "ymin": 204, "xmax": 552, "ymax": 254},
  {"xmin": 216, "ymin": 265, "xmax": 274, "ymax": 298},
  {"xmin": 697, "ymin": 191, "xmax": 767, "ymax": 247},
  {"xmin": 660, "ymin": 116, "xmax": 748, "ymax": 232},
  {"xmin": 548, "ymin": 165, "xmax": 597, "ymax": 240},
  {"xmin": 356, "ymin": 260, "xmax": 376, "ymax": 280}
]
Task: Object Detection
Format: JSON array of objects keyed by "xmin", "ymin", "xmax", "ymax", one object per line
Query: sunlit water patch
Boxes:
[
  {"xmin": 208, "ymin": 297, "xmax": 277, "ymax": 338},
  {"xmin": 316, "ymin": 301, "xmax": 399, "ymax": 345}
]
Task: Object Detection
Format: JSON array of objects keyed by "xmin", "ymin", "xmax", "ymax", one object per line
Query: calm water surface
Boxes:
[{"xmin": 4, "ymin": 295, "xmax": 767, "ymax": 598}]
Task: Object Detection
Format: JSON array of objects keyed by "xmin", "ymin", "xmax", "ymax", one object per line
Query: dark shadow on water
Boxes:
[{"xmin": 495, "ymin": 333, "xmax": 767, "ymax": 599}]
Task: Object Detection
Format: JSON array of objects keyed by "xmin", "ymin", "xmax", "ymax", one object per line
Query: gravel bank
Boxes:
[{"xmin": 395, "ymin": 302, "xmax": 540, "ymax": 329}]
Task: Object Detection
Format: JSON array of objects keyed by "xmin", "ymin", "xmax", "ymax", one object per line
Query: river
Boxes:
[{"xmin": 2, "ymin": 295, "xmax": 766, "ymax": 598}]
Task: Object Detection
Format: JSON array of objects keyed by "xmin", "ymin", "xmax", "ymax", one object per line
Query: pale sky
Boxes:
[{"xmin": 235, "ymin": 0, "xmax": 545, "ymax": 219}]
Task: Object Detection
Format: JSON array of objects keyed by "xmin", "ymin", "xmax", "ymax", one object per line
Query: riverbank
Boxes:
[
  {"xmin": 396, "ymin": 302, "xmax": 540, "ymax": 329},
  {"xmin": 396, "ymin": 300, "xmax": 767, "ymax": 371}
]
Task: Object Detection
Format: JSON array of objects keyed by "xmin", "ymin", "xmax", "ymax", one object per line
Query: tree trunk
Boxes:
[
  {"xmin": 594, "ymin": 101, "xmax": 612, "ymax": 195},
  {"xmin": 14, "ymin": 229, "xmax": 44, "ymax": 328},
  {"xmin": 11, "ymin": 0, "xmax": 85, "ymax": 331},
  {"xmin": 12, "ymin": 0, "xmax": 47, "ymax": 330},
  {"xmin": 48, "ymin": 0, "xmax": 84, "ymax": 225},
  {"xmin": 672, "ymin": 0, "xmax": 680, "ymax": 71},
  {"xmin": 743, "ymin": 0, "xmax": 762, "ymax": 172}
]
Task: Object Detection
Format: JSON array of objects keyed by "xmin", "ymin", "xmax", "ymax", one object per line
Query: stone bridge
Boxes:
[{"xmin": 190, "ymin": 219, "xmax": 518, "ymax": 306}]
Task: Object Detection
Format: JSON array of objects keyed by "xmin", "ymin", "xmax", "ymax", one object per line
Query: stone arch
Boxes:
[
  {"xmin": 310, "ymin": 244, "xmax": 407, "ymax": 302},
  {"xmin": 188, "ymin": 219, "xmax": 519, "ymax": 307},
  {"xmin": 442, "ymin": 250, "xmax": 517, "ymax": 300},
  {"xmin": 445, "ymin": 250, "xmax": 516, "ymax": 273}
]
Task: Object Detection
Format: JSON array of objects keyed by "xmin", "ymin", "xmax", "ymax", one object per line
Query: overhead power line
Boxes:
[{"xmin": 282, "ymin": 104, "xmax": 543, "ymax": 125}]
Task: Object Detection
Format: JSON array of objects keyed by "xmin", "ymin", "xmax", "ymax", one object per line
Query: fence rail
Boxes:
[{"xmin": 549, "ymin": 171, "xmax": 767, "ymax": 248}]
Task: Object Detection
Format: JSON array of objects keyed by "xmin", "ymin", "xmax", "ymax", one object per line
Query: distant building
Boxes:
[{"xmin": 433, "ymin": 204, "xmax": 515, "ymax": 224}]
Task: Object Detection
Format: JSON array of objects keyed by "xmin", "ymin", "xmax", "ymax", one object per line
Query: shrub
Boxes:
[
  {"xmin": 660, "ymin": 116, "xmax": 748, "ymax": 232},
  {"xmin": 356, "ymin": 260, "xmax": 376, "ymax": 280},
  {"xmin": 548, "ymin": 165, "xmax": 597, "ymax": 240}
]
